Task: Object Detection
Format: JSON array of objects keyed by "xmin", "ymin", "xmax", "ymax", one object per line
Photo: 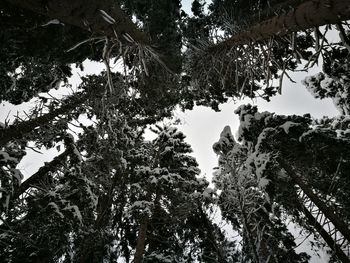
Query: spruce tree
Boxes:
[{"xmin": 215, "ymin": 104, "xmax": 350, "ymax": 262}]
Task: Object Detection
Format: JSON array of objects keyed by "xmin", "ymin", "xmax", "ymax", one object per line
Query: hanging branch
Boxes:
[{"xmin": 5, "ymin": 0, "xmax": 178, "ymax": 75}]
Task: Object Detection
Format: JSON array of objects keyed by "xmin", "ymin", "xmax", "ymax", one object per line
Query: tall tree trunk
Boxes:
[
  {"xmin": 0, "ymin": 92, "xmax": 87, "ymax": 146},
  {"xmin": 239, "ymin": 196, "xmax": 261, "ymax": 263},
  {"xmin": 278, "ymin": 158, "xmax": 350, "ymax": 243},
  {"xmin": 132, "ymin": 192, "xmax": 161, "ymax": 263},
  {"xmin": 133, "ymin": 218, "xmax": 148, "ymax": 263},
  {"xmin": 4, "ymin": 0, "xmax": 149, "ymax": 45},
  {"xmin": 77, "ymin": 165, "xmax": 124, "ymax": 263},
  {"xmin": 213, "ymin": 0, "xmax": 350, "ymax": 49},
  {"xmin": 197, "ymin": 205, "xmax": 227, "ymax": 263}
]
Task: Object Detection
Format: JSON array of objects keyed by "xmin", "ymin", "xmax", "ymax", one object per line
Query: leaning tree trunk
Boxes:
[
  {"xmin": 4, "ymin": 0, "xmax": 149, "ymax": 45},
  {"xmin": 0, "ymin": 92, "xmax": 88, "ymax": 146},
  {"xmin": 212, "ymin": 0, "xmax": 350, "ymax": 49},
  {"xmin": 300, "ymin": 203, "xmax": 350, "ymax": 263},
  {"xmin": 278, "ymin": 158, "xmax": 350, "ymax": 243},
  {"xmin": 239, "ymin": 0, "xmax": 305, "ymax": 29},
  {"xmin": 239, "ymin": 196, "xmax": 261, "ymax": 263},
  {"xmin": 12, "ymin": 150, "xmax": 70, "ymax": 200},
  {"xmin": 197, "ymin": 206, "xmax": 227, "ymax": 263},
  {"xmin": 277, "ymin": 158, "xmax": 350, "ymax": 262}
]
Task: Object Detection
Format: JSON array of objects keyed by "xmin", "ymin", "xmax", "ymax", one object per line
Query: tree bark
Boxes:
[
  {"xmin": 0, "ymin": 92, "xmax": 88, "ymax": 146},
  {"xmin": 133, "ymin": 218, "xmax": 148, "ymax": 263},
  {"xmin": 278, "ymin": 158, "xmax": 350, "ymax": 243},
  {"xmin": 241, "ymin": 0, "xmax": 306, "ymax": 28},
  {"xmin": 213, "ymin": 0, "xmax": 350, "ymax": 49},
  {"xmin": 5, "ymin": 0, "xmax": 149, "ymax": 45}
]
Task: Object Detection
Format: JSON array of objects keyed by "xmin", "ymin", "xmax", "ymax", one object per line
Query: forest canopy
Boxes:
[{"xmin": 1, "ymin": 0, "xmax": 350, "ymax": 262}]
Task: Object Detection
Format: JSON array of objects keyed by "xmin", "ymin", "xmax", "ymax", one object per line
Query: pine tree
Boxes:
[
  {"xmin": 217, "ymin": 104, "xmax": 350, "ymax": 262},
  {"xmin": 213, "ymin": 126, "xmax": 310, "ymax": 263},
  {"xmin": 126, "ymin": 126, "xmax": 237, "ymax": 262},
  {"xmin": 184, "ymin": 0, "xmax": 350, "ymax": 110}
]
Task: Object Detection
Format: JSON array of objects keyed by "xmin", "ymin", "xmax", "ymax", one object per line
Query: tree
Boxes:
[
  {"xmin": 0, "ymin": 1, "xmax": 97, "ymax": 104},
  {"xmin": 184, "ymin": 0, "xmax": 350, "ymax": 110},
  {"xmin": 211, "ymin": 0, "xmax": 350, "ymax": 47},
  {"xmin": 213, "ymin": 126, "xmax": 310, "ymax": 263},
  {"xmin": 216, "ymin": 104, "xmax": 350, "ymax": 262},
  {"xmin": 125, "ymin": 126, "xmax": 237, "ymax": 263}
]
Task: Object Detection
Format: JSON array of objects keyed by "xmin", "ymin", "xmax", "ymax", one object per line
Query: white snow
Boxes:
[
  {"xmin": 279, "ymin": 121, "xmax": 299, "ymax": 134},
  {"xmin": 41, "ymin": 19, "xmax": 62, "ymax": 27},
  {"xmin": 258, "ymin": 177, "xmax": 270, "ymax": 189}
]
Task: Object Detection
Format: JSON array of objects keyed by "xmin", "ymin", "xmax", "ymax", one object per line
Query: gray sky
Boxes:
[{"xmin": 176, "ymin": 67, "xmax": 338, "ymax": 184}]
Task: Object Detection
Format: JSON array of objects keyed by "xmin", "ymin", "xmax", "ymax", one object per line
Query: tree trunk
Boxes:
[
  {"xmin": 5, "ymin": 0, "xmax": 149, "ymax": 45},
  {"xmin": 197, "ymin": 205, "xmax": 227, "ymax": 263},
  {"xmin": 77, "ymin": 169, "xmax": 122, "ymax": 263},
  {"xmin": 301, "ymin": 204, "xmax": 350, "ymax": 263},
  {"xmin": 239, "ymin": 197, "xmax": 261, "ymax": 263},
  {"xmin": 12, "ymin": 150, "xmax": 70, "ymax": 200},
  {"xmin": 0, "ymin": 92, "xmax": 87, "ymax": 146},
  {"xmin": 213, "ymin": 0, "xmax": 350, "ymax": 49},
  {"xmin": 278, "ymin": 158, "xmax": 350, "ymax": 243},
  {"xmin": 133, "ymin": 217, "xmax": 148, "ymax": 263},
  {"xmin": 241, "ymin": 0, "xmax": 305, "ymax": 28}
]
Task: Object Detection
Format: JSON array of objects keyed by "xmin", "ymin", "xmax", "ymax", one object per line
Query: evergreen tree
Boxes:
[
  {"xmin": 303, "ymin": 46, "xmax": 350, "ymax": 115},
  {"xmin": 184, "ymin": 0, "xmax": 350, "ymax": 110},
  {"xmin": 216, "ymin": 104, "xmax": 350, "ymax": 261},
  {"xmin": 126, "ymin": 126, "xmax": 237, "ymax": 262},
  {"xmin": 213, "ymin": 126, "xmax": 310, "ymax": 262}
]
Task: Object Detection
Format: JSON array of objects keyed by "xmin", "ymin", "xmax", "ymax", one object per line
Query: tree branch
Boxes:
[
  {"xmin": 5, "ymin": 0, "xmax": 150, "ymax": 46},
  {"xmin": 13, "ymin": 150, "xmax": 70, "ymax": 200},
  {"xmin": 211, "ymin": 0, "xmax": 350, "ymax": 50},
  {"xmin": 0, "ymin": 92, "xmax": 88, "ymax": 146}
]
